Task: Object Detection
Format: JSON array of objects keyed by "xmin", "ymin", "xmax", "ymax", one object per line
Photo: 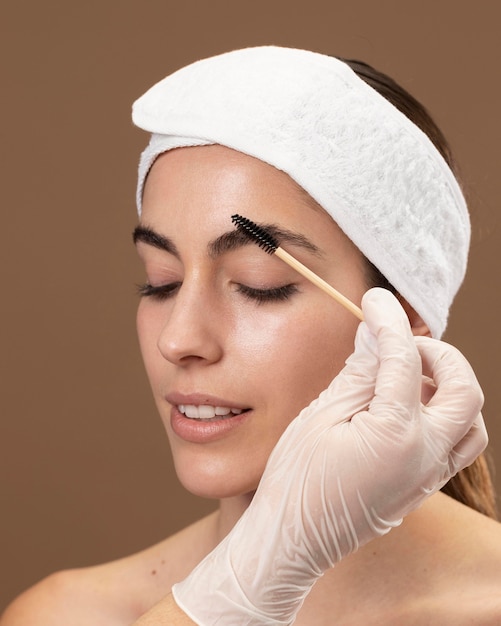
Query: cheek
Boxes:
[
  {"xmin": 235, "ymin": 302, "xmax": 359, "ymax": 417},
  {"xmin": 136, "ymin": 302, "xmax": 164, "ymax": 382},
  {"xmin": 285, "ymin": 314, "xmax": 358, "ymax": 412}
]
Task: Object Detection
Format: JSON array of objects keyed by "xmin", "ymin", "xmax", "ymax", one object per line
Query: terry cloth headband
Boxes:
[{"xmin": 132, "ymin": 46, "xmax": 470, "ymax": 339}]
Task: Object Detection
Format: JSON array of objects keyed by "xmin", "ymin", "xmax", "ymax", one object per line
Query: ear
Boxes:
[{"xmin": 397, "ymin": 296, "xmax": 432, "ymax": 337}]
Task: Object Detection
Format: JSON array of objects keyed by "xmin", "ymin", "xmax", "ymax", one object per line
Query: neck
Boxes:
[{"xmin": 215, "ymin": 491, "xmax": 255, "ymax": 542}]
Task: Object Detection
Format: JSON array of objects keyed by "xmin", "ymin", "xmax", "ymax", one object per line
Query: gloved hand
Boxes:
[{"xmin": 172, "ymin": 288, "xmax": 487, "ymax": 625}]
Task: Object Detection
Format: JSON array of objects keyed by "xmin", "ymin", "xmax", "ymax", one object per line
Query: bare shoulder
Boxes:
[
  {"xmin": 430, "ymin": 498, "xmax": 501, "ymax": 624},
  {"xmin": 460, "ymin": 500, "xmax": 501, "ymax": 563},
  {"xmin": 1, "ymin": 512, "xmax": 219, "ymax": 625},
  {"xmin": 416, "ymin": 584, "xmax": 501, "ymax": 626},
  {"xmin": 0, "ymin": 569, "xmax": 115, "ymax": 626},
  {"xmin": 388, "ymin": 506, "xmax": 501, "ymax": 625}
]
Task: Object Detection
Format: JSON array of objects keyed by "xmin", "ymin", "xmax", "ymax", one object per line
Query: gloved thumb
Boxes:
[{"xmin": 294, "ymin": 289, "xmax": 387, "ymax": 427}]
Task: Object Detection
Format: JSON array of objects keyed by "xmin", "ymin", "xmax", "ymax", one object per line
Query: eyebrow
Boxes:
[
  {"xmin": 132, "ymin": 222, "xmax": 323, "ymax": 259},
  {"xmin": 133, "ymin": 225, "xmax": 179, "ymax": 256}
]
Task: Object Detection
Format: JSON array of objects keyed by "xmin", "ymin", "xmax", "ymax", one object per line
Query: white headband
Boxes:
[{"xmin": 132, "ymin": 46, "xmax": 470, "ymax": 339}]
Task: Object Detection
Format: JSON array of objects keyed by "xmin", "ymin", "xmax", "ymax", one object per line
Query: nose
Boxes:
[{"xmin": 157, "ymin": 282, "xmax": 224, "ymax": 366}]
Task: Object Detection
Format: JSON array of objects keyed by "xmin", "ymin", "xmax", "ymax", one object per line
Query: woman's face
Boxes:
[{"xmin": 136, "ymin": 145, "xmax": 368, "ymax": 499}]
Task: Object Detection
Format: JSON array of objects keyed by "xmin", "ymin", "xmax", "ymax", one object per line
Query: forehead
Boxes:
[{"xmin": 141, "ymin": 145, "xmax": 329, "ymax": 229}]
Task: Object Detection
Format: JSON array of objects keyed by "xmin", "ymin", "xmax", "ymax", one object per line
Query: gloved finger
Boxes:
[
  {"xmin": 417, "ymin": 413, "xmax": 488, "ymax": 497},
  {"xmin": 446, "ymin": 413, "xmax": 488, "ymax": 474},
  {"xmin": 361, "ymin": 288, "xmax": 422, "ymax": 422},
  {"xmin": 315, "ymin": 323, "xmax": 380, "ymax": 414},
  {"xmin": 416, "ymin": 337, "xmax": 485, "ymax": 445},
  {"xmin": 291, "ymin": 316, "xmax": 381, "ymax": 430}
]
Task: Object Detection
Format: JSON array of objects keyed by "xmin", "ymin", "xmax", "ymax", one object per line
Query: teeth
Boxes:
[{"xmin": 178, "ymin": 404, "xmax": 244, "ymax": 420}]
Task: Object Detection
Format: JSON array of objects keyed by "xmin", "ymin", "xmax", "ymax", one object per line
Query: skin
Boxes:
[{"xmin": 3, "ymin": 145, "xmax": 501, "ymax": 625}]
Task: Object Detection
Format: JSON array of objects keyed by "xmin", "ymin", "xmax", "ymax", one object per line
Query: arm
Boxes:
[{"xmin": 133, "ymin": 593, "xmax": 196, "ymax": 625}]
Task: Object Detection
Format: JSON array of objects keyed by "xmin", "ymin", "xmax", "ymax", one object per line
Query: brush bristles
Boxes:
[{"xmin": 231, "ymin": 214, "xmax": 278, "ymax": 254}]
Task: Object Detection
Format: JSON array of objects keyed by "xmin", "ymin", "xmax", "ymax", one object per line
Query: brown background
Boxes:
[{"xmin": 1, "ymin": 0, "xmax": 500, "ymax": 611}]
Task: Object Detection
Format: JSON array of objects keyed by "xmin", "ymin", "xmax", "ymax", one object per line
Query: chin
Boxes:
[{"xmin": 174, "ymin": 456, "xmax": 262, "ymax": 501}]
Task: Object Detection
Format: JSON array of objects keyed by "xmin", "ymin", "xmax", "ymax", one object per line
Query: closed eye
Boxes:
[
  {"xmin": 236, "ymin": 283, "xmax": 299, "ymax": 304},
  {"xmin": 137, "ymin": 281, "xmax": 299, "ymax": 303},
  {"xmin": 137, "ymin": 281, "xmax": 181, "ymax": 300}
]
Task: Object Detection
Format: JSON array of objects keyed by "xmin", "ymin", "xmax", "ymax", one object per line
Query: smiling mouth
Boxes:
[{"xmin": 177, "ymin": 404, "xmax": 249, "ymax": 421}]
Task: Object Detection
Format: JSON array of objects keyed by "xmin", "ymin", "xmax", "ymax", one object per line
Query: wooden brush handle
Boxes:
[{"xmin": 275, "ymin": 247, "xmax": 364, "ymax": 321}]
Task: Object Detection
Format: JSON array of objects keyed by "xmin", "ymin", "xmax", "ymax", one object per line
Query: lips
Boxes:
[{"xmin": 167, "ymin": 393, "xmax": 252, "ymax": 442}]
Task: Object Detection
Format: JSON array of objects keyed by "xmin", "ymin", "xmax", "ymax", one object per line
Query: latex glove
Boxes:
[{"xmin": 172, "ymin": 288, "xmax": 487, "ymax": 625}]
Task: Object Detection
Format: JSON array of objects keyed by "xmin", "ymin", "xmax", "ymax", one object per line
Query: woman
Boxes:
[{"xmin": 2, "ymin": 47, "xmax": 500, "ymax": 625}]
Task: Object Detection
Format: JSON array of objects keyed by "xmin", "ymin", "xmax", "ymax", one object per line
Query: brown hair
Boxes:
[{"xmin": 342, "ymin": 57, "xmax": 498, "ymax": 520}]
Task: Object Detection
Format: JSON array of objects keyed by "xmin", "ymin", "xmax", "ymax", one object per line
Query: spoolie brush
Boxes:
[{"xmin": 231, "ymin": 214, "xmax": 364, "ymax": 321}]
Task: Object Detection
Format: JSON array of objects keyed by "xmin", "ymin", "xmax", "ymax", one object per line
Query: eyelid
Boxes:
[
  {"xmin": 236, "ymin": 283, "xmax": 299, "ymax": 304},
  {"xmin": 137, "ymin": 281, "xmax": 181, "ymax": 300}
]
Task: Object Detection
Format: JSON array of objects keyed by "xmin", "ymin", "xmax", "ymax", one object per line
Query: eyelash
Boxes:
[
  {"xmin": 137, "ymin": 282, "xmax": 298, "ymax": 303},
  {"xmin": 235, "ymin": 283, "xmax": 298, "ymax": 304},
  {"xmin": 137, "ymin": 282, "xmax": 181, "ymax": 300}
]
